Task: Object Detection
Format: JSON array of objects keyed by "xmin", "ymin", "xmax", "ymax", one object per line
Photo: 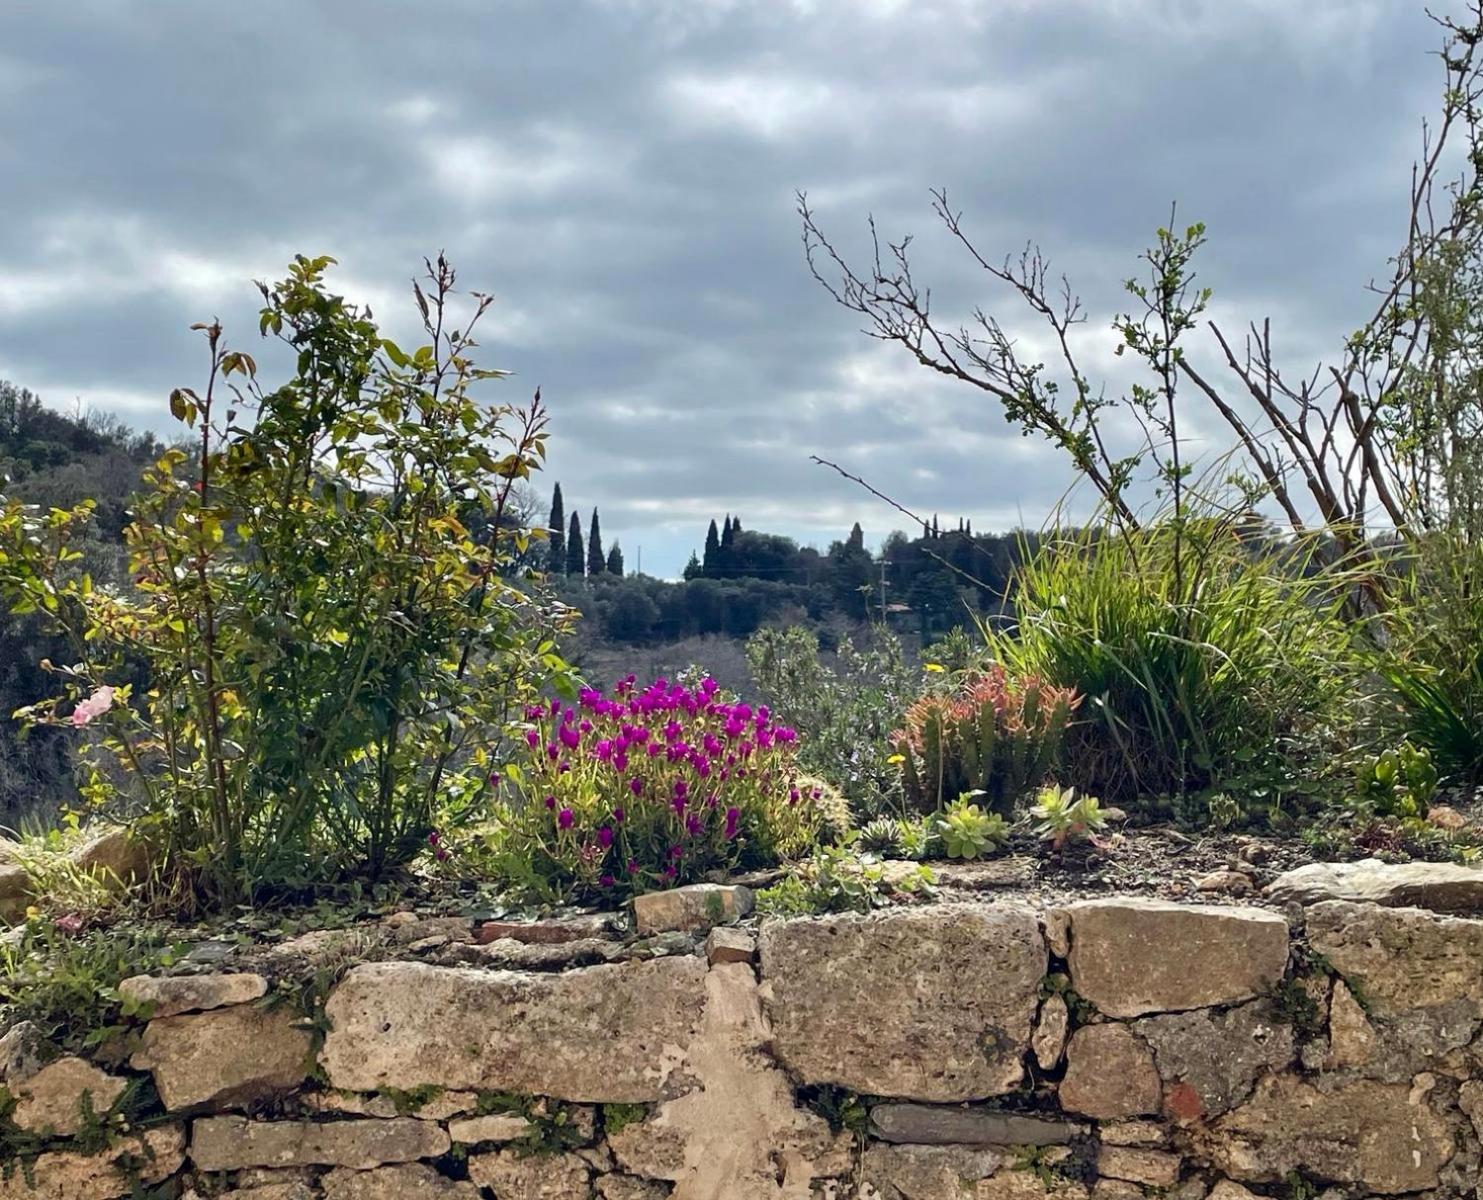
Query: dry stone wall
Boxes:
[{"xmin": 5, "ymin": 883, "xmax": 1483, "ymax": 1199}]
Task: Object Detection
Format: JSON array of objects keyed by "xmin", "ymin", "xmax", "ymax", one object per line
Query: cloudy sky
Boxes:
[{"xmin": 0, "ymin": 0, "xmax": 1448, "ymax": 576}]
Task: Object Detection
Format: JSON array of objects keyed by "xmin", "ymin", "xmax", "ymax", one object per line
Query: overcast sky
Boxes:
[{"xmin": 0, "ymin": 0, "xmax": 1448, "ymax": 576}]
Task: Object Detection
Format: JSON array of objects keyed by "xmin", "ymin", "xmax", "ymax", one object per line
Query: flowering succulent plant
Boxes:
[{"xmin": 491, "ymin": 675, "xmax": 826, "ymax": 898}]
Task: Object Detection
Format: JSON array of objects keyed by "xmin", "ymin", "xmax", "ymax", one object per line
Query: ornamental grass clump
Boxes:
[
  {"xmin": 892, "ymin": 665, "xmax": 1078, "ymax": 815},
  {"xmin": 492, "ymin": 675, "xmax": 826, "ymax": 899}
]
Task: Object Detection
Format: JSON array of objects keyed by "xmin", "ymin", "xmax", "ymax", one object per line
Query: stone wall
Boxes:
[{"xmin": 5, "ymin": 887, "xmax": 1483, "ymax": 1199}]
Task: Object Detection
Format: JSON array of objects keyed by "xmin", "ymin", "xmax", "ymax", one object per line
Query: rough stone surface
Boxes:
[
  {"xmin": 1097, "ymin": 1146, "xmax": 1182, "ymax": 1187},
  {"xmin": 215, "ymin": 1183, "xmax": 316, "ymax": 1200},
  {"xmin": 130, "ymin": 1003, "xmax": 311, "ymax": 1109},
  {"xmin": 976, "ymin": 1171, "xmax": 1088, "ymax": 1200},
  {"xmin": 1195, "ymin": 1073, "xmax": 1455, "ymax": 1191},
  {"xmin": 1266, "ymin": 858, "xmax": 1483, "ymax": 912},
  {"xmin": 1326, "ymin": 979, "xmax": 1376, "ymax": 1068},
  {"xmin": 447, "ymin": 1113, "xmax": 532, "ymax": 1143},
  {"xmin": 190, "ymin": 1116, "xmax": 451, "ymax": 1170},
  {"xmin": 1100, "ymin": 1120, "xmax": 1166, "ymax": 1146},
  {"xmin": 0, "ymin": 862, "xmax": 31, "ymax": 921},
  {"xmin": 1065, "ymin": 900, "xmax": 1288, "ymax": 1017},
  {"xmin": 117, "ymin": 971, "xmax": 267, "ymax": 1017},
  {"xmin": 759, "ymin": 905, "xmax": 1045, "ymax": 1101},
  {"xmin": 859, "ymin": 1144, "xmax": 1006, "ymax": 1198},
  {"xmin": 466, "ymin": 1149, "xmax": 592, "ymax": 1198},
  {"xmin": 868, "ymin": 1103, "xmax": 1079, "ymax": 1146},
  {"xmin": 475, "ymin": 914, "xmax": 611, "ymax": 944},
  {"xmin": 320, "ymin": 957, "xmax": 706, "ymax": 1101},
  {"xmin": 596, "ymin": 1178, "xmax": 672, "ymax": 1200},
  {"xmin": 8, "ymin": 1054, "xmax": 128, "ymax": 1134},
  {"xmin": 71, "ymin": 824, "xmax": 150, "ymax": 885},
  {"xmin": 0, "ymin": 1125, "xmax": 183, "ymax": 1200},
  {"xmin": 632, "ymin": 884, "xmax": 753, "ymax": 935},
  {"xmin": 1307, "ymin": 899, "xmax": 1483, "ymax": 1016},
  {"xmin": 704, "ymin": 925, "xmax": 756, "ymax": 965},
  {"xmin": 320, "ymin": 1165, "xmax": 481, "ymax": 1200},
  {"xmin": 0, "ymin": 1019, "xmax": 48, "ymax": 1082},
  {"xmin": 1206, "ymin": 1185, "xmax": 1261, "ymax": 1200},
  {"xmin": 1133, "ymin": 1001, "xmax": 1294, "ymax": 1119},
  {"xmin": 605, "ymin": 962, "xmax": 851, "ymax": 1197},
  {"xmin": 1032, "ymin": 994, "xmax": 1069, "ymax": 1070},
  {"xmin": 1059, "ymin": 1024, "xmax": 1161, "ymax": 1119}
]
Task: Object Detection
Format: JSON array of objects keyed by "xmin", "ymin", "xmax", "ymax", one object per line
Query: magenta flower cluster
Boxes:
[{"xmin": 509, "ymin": 675, "xmax": 817, "ymax": 895}]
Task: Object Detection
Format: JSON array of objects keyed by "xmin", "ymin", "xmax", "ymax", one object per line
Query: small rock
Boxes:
[
  {"xmin": 407, "ymin": 935, "xmax": 448, "ymax": 952},
  {"xmin": 596, "ymin": 1178, "xmax": 671, "ymax": 1200},
  {"xmin": 190, "ymin": 1116, "xmax": 452, "ymax": 1171},
  {"xmin": 632, "ymin": 883, "xmax": 752, "ymax": 935},
  {"xmin": 1207, "ymin": 1184, "xmax": 1262, "ymax": 1200},
  {"xmin": 0, "ymin": 1019, "xmax": 50, "ymax": 1082},
  {"xmin": 1428, "ymin": 804, "xmax": 1470, "ymax": 830},
  {"xmin": 1194, "ymin": 870, "xmax": 1253, "ymax": 896},
  {"xmin": 300, "ymin": 1091, "xmax": 401, "ymax": 1119},
  {"xmin": 1092, "ymin": 1182, "xmax": 1144, "ymax": 1200},
  {"xmin": 1267, "ymin": 859, "xmax": 1483, "ymax": 913},
  {"xmin": 861, "ymin": 1144, "xmax": 1007, "ymax": 1197},
  {"xmin": 0, "ymin": 862, "xmax": 32, "ymax": 922},
  {"xmin": 704, "ymin": 926, "xmax": 756, "ymax": 965},
  {"xmin": 1098, "ymin": 1146, "xmax": 1182, "ymax": 1187},
  {"xmin": 118, "ymin": 972, "xmax": 268, "ymax": 1017},
  {"xmin": 475, "ymin": 914, "xmax": 612, "ymax": 945},
  {"xmin": 447, "ymin": 1113, "xmax": 532, "ymax": 1143},
  {"xmin": 0, "ymin": 1125, "xmax": 183, "ymax": 1200},
  {"xmin": 131, "ymin": 1004, "xmax": 311, "ymax": 1109},
  {"xmin": 384, "ymin": 916, "xmax": 473, "ymax": 946},
  {"xmin": 458, "ymin": 937, "xmax": 623, "ymax": 970},
  {"xmin": 9, "ymin": 1055, "xmax": 128, "ymax": 1134},
  {"xmin": 320, "ymin": 1164, "xmax": 481, "ymax": 1200},
  {"xmin": 869, "ymin": 1102, "xmax": 1079, "ymax": 1146},
  {"xmin": 1043, "ymin": 909, "xmax": 1071, "ymax": 959},
  {"xmin": 1032, "ymin": 994, "xmax": 1069, "ymax": 1070},
  {"xmin": 1059, "ymin": 1024, "xmax": 1161, "ymax": 1119},
  {"xmin": 1325, "ymin": 980, "xmax": 1375, "ymax": 1068},
  {"xmin": 1100, "ymin": 1120, "xmax": 1167, "ymax": 1146},
  {"xmin": 70, "ymin": 824, "xmax": 150, "ymax": 886},
  {"xmin": 466, "ymin": 1149, "xmax": 591, "ymax": 1198}
]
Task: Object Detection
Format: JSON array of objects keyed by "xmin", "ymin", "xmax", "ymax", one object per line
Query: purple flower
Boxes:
[
  {"xmin": 685, "ymin": 814, "xmax": 704, "ymax": 837},
  {"xmin": 549, "ymin": 698, "xmax": 563, "ymax": 715},
  {"xmin": 546, "ymin": 743, "xmax": 560, "ymax": 761},
  {"xmin": 557, "ymin": 808, "xmax": 575, "ymax": 830},
  {"xmin": 612, "ymin": 807, "xmax": 626, "ymax": 823},
  {"xmin": 599, "ymin": 874, "xmax": 616, "ymax": 888},
  {"xmin": 597, "ymin": 827, "xmax": 614, "ymax": 849},
  {"xmin": 614, "ymin": 752, "xmax": 629, "ymax": 773},
  {"xmin": 559, "ymin": 724, "xmax": 581, "ymax": 750},
  {"xmin": 627, "ymin": 858, "xmax": 641, "ymax": 875},
  {"xmin": 544, "ymin": 795, "xmax": 557, "ymax": 810},
  {"xmin": 789, "ymin": 787, "xmax": 801, "ymax": 802},
  {"xmin": 525, "ymin": 729, "xmax": 540, "ymax": 749},
  {"xmin": 724, "ymin": 807, "xmax": 741, "ymax": 839},
  {"xmin": 629, "ymin": 777, "xmax": 644, "ymax": 795}
]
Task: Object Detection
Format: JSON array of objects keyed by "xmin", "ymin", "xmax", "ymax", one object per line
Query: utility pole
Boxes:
[{"xmin": 636, "ymin": 546, "xmax": 642, "ymax": 577}]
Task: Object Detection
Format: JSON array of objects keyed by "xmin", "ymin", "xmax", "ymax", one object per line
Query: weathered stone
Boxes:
[
  {"xmin": 457, "ymin": 936, "xmax": 624, "ymax": 970},
  {"xmin": 384, "ymin": 915, "xmax": 473, "ymax": 946},
  {"xmin": 320, "ymin": 958, "xmax": 706, "ymax": 1101},
  {"xmin": 1032, "ymin": 994, "xmax": 1069, "ymax": 1070},
  {"xmin": 1307, "ymin": 900, "xmax": 1483, "ymax": 1015},
  {"xmin": 117, "ymin": 971, "xmax": 267, "ymax": 1017},
  {"xmin": 475, "ymin": 913, "xmax": 612, "ymax": 944},
  {"xmin": 1091, "ymin": 1182, "xmax": 1143, "ymax": 1200},
  {"xmin": 0, "ymin": 1019, "xmax": 48, "ymax": 1082},
  {"xmin": 976, "ymin": 1170, "xmax": 1089, "ymax": 1200},
  {"xmin": 190, "ymin": 1116, "xmax": 451, "ymax": 1170},
  {"xmin": 1100, "ymin": 1120, "xmax": 1166, "ymax": 1146},
  {"xmin": 1044, "ymin": 909, "xmax": 1071, "ymax": 958},
  {"xmin": 320, "ymin": 1164, "xmax": 481, "ymax": 1200},
  {"xmin": 1194, "ymin": 1074, "xmax": 1454, "ymax": 1191},
  {"xmin": 466, "ymin": 1149, "xmax": 591, "ymax": 1198},
  {"xmin": 219, "ymin": 1183, "xmax": 316, "ymax": 1200},
  {"xmin": 1097, "ymin": 1146, "xmax": 1182, "ymax": 1187},
  {"xmin": 8, "ymin": 1055, "xmax": 127, "ymax": 1134},
  {"xmin": 606, "ymin": 962, "xmax": 851, "ymax": 1196},
  {"xmin": 1065, "ymin": 900, "xmax": 1288, "ymax": 1017},
  {"xmin": 415, "ymin": 1090, "xmax": 480, "ymax": 1120},
  {"xmin": 1206, "ymin": 1184, "xmax": 1262, "ymax": 1200},
  {"xmin": 759, "ymin": 905, "xmax": 1045, "ymax": 1101},
  {"xmin": 705, "ymin": 925, "xmax": 756, "ymax": 965},
  {"xmin": 1460, "ymin": 1079, "xmax": 1483, "ymax": 1135},
  {"xmin": 302, "ymin": 1090, "xmax": 401, "ymax": 1118},
  {"xmin": 0, "ymin": 1125, "xmax": 183, "ymax": 1200},
  {"xmin": 596, "ymin": 1178, "xmax": 672, "ymax": 1200},
  {"xmin": 71, "ymin": 824, "xmax": 150, "ymax": 885},
  {"xmin": 869, "ymin": 1103, "xmax": 1078, "ymax": 1146},
  {"xmin": 1059, "ymin": 1024, "xmax": 1160, "ymax": 1119},
  {"xmin": 632, "ymin": 883, "xmax": 753, "ymax": 935},
  {"xmin": 1133, "ymin": 1001, "xmax": 1293, "ymax": 1119},
  {"xmin": 131, "ymin": 1003, "xmax": 311, "ymax": 1109},
  {"xmin": 860, "ymin": 1143, "xmax": 1006, "ymax": 1198},
  {"xmin": 1326, "ymin": 980, "xmax": 1376, "ymax": 1068},
  {"xmin": 1194, "ymin": 870, "xmax": 1254, "ymax": 896},
  {"xmin": 0, "ymin": 862, "xmax": 32, "ymax": 921},
  {"xmin": 447, "ymin": 1113, "xmax": 532, "ymax": 1143},
  {"xmin": 1267, "ymin": 858, "xmax": 1483, "ymax": 912}
]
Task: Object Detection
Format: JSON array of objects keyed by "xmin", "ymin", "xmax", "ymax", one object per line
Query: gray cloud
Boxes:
[{"xmin": 0, "ymin": 0, "xmax": 1448, "ymax": 574}]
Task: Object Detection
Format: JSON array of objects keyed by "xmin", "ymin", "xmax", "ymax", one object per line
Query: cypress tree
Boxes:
[
  {"xmin": 566, "ymin": 511, "xmax": 584, "ymax": 578},
  {"xmin": 847, "ymin": 521, "xmax": 865, "ymax": 552},
  {"xmin": 703, "ymin": 519, "xmax": 721, "ymax": 575},
  {"xmin": 606, "ymin": 542, "xmax": 624, "ymax": 577},
  {"xmin": 547, "ymin": 483, "xmax": 566, "ymax": 574},
  {"xmin": 721, "ymin": 515, "xmax": 734, "ymax": 547},
  {"xmin": 587, "ymin": 508, "xmax": 605, "ymax": 576},
  {"xmin": 683, "ymin": 551, "xmax": 703, "ymax": 580}
]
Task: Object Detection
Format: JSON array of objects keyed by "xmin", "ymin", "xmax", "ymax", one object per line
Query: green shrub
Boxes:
[
  {"xmin": 755, "ymin": 845, "xmax": 935, "ymax": 917},
  {"xmin": 746, "ymin": 626, "xmax": 915, "ymax": 818},
  {"xmin": 0, "ymin": 256, "xmax": 574, "ymax": 904},
  {"xmin": 1376, "ymin": 537, "xmax": 1483, "ymax": 781},
  {"xmin": 988, "ymin": 520, "xmax": 1357, "ymax": 817},
  {"xmin": 892, "ymin": 665, "xmax": 1077, "ymax": 815}
]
